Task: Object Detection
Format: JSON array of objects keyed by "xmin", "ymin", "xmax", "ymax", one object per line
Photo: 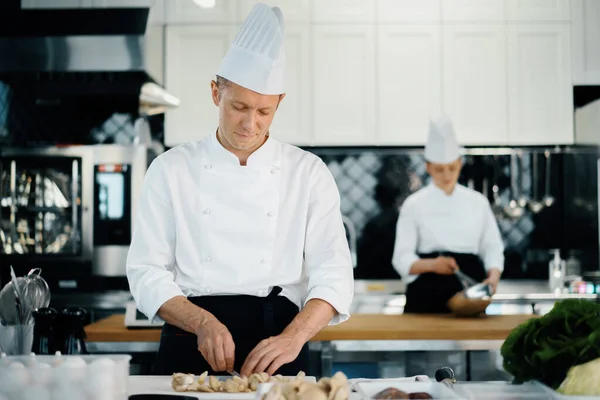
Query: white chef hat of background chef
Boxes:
[
  {"xmin": 216, "ymin": 3, "xmax": 286, "ymax": 95},
  {"xmin": 424, "ymin": 115, "xmax": 464, "ymax": 164}
]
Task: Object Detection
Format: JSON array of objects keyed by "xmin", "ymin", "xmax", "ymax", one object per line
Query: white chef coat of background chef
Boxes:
[
  {"xmin": 392, "ymin": 116, "xmax": 505, "ymax": 283},
  {"xmin": 126, "ymin": 3, "xmax": 353, "ymax": 326}
]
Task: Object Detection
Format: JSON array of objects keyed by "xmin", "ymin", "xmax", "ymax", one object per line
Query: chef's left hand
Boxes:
[
  {"xmin": 240, "ymin": 333, "xmax": 304, "ymax": 377},
  {"xmin": 483, "ymin": 269, "xmax": 501, "ymax": 294}
]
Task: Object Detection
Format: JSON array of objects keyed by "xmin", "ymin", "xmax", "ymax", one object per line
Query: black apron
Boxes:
[
  {"xmin": 404, "ymin": 252, "xmax": 487, "ymax": 314},
  {"xmin": 153, "ymin": 286, "xmax": 310, "ymax": 375}
]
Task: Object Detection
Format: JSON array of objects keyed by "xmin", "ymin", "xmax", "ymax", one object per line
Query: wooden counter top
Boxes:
[{"xmin": 85, "ymin": 313, "xmax": 535, "ymax": 343}]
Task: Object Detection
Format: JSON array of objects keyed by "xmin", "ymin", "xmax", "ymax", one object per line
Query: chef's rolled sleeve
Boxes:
[
  {"xmin": 392, "ymin": 199, "xmax": 420, "ymax": 285},
  {"xmin": 479, "ymin": 202, "xmax": 505, "ymax": 273},
  {"xmin": 303, "ymin": 160, "xmax": 354, "ymax": 326},
  {"xmin": 126, "ymin": 157, "xmax": 184, "ymax": 324}
]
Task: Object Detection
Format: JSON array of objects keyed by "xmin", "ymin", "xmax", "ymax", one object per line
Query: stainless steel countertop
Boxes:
[{"xmin": 351, "ymin": 279, "xmax": 598, "ymax": 315}]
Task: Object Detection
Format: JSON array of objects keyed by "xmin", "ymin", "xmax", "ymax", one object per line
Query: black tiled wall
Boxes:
[{"xmin": 307, "ymin": 147, "xmax": 599, "ymax": 281}]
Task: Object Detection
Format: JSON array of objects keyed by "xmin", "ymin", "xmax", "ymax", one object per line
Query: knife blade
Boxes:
[{"xmin": 229, "ymin": 370, "xmax": 242, "ymax": 378}]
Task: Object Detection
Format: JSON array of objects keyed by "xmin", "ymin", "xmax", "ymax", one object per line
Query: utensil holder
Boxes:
[{"xmin": 0, "ymin": 323, "xmax": 34, "ymax": 355}]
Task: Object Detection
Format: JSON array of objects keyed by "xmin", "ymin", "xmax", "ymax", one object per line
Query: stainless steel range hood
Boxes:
[{"xmin": 0, "ymin": 6, "xmax": 179, "ymax": 116}]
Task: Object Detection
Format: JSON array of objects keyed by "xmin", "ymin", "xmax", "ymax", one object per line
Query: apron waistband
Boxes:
[{"xmin": 419, "ymin": 251, "xmax": 479, "ymax": 259}]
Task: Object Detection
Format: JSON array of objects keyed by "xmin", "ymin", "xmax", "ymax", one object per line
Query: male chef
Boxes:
[{"xmin": 126, "ymin": 3, "xmax": 354, "ymax": 377}]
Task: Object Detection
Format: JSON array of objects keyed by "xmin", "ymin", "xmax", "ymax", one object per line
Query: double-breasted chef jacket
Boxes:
[{"xmin": 127, "ymin": 130, "xmax": 354, "ymax": 328}]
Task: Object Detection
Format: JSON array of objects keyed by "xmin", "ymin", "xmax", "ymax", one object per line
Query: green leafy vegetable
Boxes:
[{"xmin": 501, "ymin": 299, "xmax": 600, "ymax": 389}]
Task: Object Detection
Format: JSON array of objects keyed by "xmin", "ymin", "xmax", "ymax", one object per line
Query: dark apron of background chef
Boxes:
[
  {"xmin": 404, "ymin": 252, "xmax": 487, "ymax": 314},
  {"xmin": 152, "ymin": 286, "xmax": 310, "ymax": 375}
]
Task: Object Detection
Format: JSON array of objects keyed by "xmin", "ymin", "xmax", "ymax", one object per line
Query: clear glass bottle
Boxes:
[{"xmin": 549, "ymin": 249, "xmax": 566, "ymax": 294}]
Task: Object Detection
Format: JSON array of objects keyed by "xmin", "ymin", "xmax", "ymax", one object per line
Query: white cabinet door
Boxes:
[
  {"xmin": 269, "ymin": 26, "xmax": 311, "ymax": 146},
  {"xmin": 441, "ymin": 0, "xmax": 505, "ymax": 21},
  {"xmin": 310, "ymin": 0, "xmax": 375, "ymax": 23},
  {"xmin": 22, "ymin": 0, "xmax": 90, "ymax": 8},
  {"xmin": 507, "ymin": 24, "xmax": 573, "ymax": 145},
  {"xmin": 377, "ymin": 0, "xmax": 440, "ymax": 23},
  {"xmin": 506, "ymin": 0, "xmax": 570, "ymax": 21},
  {"xmin": 165, "ymin": 0, "xmax": 237, "ymax": 24},
  {"xmin": 443, "ymin": 24, "xmax": 508, "ymax": 145},
  {"xmin": 164, "ymin": 25, "xmax": 235, "ymax": 146},
  {"xmin": 378, "ymin": 25, "xmax": 441, "ymax": 145},
  {"xmin": 238, "ymin": 0, "xmax": 309, "ymax": 23},
  {"xmin": 312, "ymin": 25, "xmax": 375, "ymax": 145},
  {"xmin": 571, "ymin": 0, "xmax": 600, "ymax": 84},
  {"xmin": 145, "ymin": 24, "xmax": 164, "ymax": 84}
]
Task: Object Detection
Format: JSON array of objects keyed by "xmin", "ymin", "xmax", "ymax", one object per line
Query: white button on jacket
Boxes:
[
  {"xmin": 392, "ymin": 183, "xmax": 505, "ymax": 284},
  {"xmin": 126, "ymin": 132, "xmax": 354, "ymax": 325}
]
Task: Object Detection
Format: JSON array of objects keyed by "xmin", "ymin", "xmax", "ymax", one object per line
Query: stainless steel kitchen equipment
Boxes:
[
  {"xmin": 0, "ymin": 5, "xmax": 179, "ymax": 117},
  {"xmin": 0, "ymin": 145, "xmax": 146, "ymax": 278}
]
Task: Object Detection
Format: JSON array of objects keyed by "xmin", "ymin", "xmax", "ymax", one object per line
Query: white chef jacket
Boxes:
[
  {"xmin": 126, "ymin": 131, "xmax": 354, "ymax": 325},
  {"xmin": 392, "ymin": 183, "xmax": 505, "ymax": 284}
]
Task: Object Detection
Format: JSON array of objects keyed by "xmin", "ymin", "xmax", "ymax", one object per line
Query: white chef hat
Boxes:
[
  {"xmin": 216, "ymin": 3, "xmax": 286, "ymax": 95},
  {"xmin": 424, "ymin": 115, "xmax": 463, "ymax": 164}
]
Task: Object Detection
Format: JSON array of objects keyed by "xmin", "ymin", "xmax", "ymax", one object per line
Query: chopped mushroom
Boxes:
[
  {"xmin": 171, "ymin": 370, "xmax": 313, "ymax": 394},
  {"xmin": 261, "ymin": 372, "xmax": 349, "ymax": 400}
]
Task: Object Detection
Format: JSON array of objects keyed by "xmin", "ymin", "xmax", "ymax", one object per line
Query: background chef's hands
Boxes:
[
  {"xmin": 195, "ymin": 314, "xmax": 235, "ymax": 372},
  {"xmin": 431, "ymin": 256, "xmax": 459, "ymax": 275},
  {"xmin": 240, "ymin": 333, "xmax": 303, "ymax": 377}
]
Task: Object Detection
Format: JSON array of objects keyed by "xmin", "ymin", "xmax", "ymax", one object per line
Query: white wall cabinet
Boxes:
[
  {"xmin": 164, "ymin": 25, "xmax": 236, "ymax": 146},
  {"xmin": 312, "ymin": 25, "xmax": 376, "ymax": 145},
  {"xmin": 442, "ymin": 24, "xmax": 508, "ymax": 145},
  {"xmin": 571, "ymin": 0, "xmax": 600, "ymax": 84},
  {"xmin": 506, "ymin": 0, "xmax": 570, "ymax": 21},
  {"xmin": 25, "ymin": 0, "xmax": 576, "ymax": 147},
  {"xmin": 310, "ymin": 0, "xmax": 375, "ymax": 23},
  {"xmin": 144, "ymin": 25, "xmax": 164, "ymax": 85},
  {"xmin": 269, "ymin": 26, "xmax": 311, "ymax": 145},
  {"xmin": 239, "ymin": 0, "xmax": 309, "ymax": 24},
  {"xmin": 441, "ymin": 0, "xmax": 505, "ymax": 22},
  {"xmin": 377, "ymin": 0, "xmax": 440, "ymax": 23},
  {"xmin": 507, "ymin": 24, "xmax": 573, "ymax": 144},
  {"xmin": 378, "ymin": 25, "xmax": 441, "ymax": 145},
  {"xmin": 164, "ymin": 0, "xmax": 238, "ymax": 24}
]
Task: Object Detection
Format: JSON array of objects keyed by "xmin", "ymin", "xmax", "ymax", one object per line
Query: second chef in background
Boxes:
[{"xmin": 392, "ymin": 116, "xmax": 505, "ymax": 314}]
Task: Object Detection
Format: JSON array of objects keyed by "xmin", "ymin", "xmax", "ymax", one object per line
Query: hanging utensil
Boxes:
[
  {"xmin": 517, "ymin": 152, "xmax": 528, "ymax": 208},
  {"xmin": 504, "ymin": 153, "xmax": 524, "ymax": 219},
  {"xmin": 491, "ymin": 156, "xmax": 505, "ymax": 218},
  {"xmin": 543, "ymin": 150, "xmax": 555, "ymax": 207},
  {"xmin": 528, "ymin": 152, "xmax": 545, "ymax": 213}
]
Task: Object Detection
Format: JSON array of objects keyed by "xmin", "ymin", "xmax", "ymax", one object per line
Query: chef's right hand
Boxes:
[
  {"xmin": 431, "ymin": 256, "xmax": 459, "ymax": 275},
  {"xmin": 195, "ymin": 314, "xmax": 235, "ymax": 372}
]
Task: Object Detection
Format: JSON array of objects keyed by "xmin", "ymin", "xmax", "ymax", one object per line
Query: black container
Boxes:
[
  {"xmin": 56, "ymin": 307, "xmax": 88, "ymax": 355},
  {"xmin": 31, "ymin": 307, "xmax": 58, "ymax": 355}
]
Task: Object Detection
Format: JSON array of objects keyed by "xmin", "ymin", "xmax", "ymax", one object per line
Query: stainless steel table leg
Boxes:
[
  {"xmin": 320, "ymin": 341, "xmax": 333, "ymax": 378},
  {"xmin": 466, "ymin": 350, "xmax": 471, "ymax": 381}
]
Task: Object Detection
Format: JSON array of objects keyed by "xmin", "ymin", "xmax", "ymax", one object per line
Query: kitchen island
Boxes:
[{"xmin": 78, "ymin": 280, "xmax": 595, "ymax": 379}]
